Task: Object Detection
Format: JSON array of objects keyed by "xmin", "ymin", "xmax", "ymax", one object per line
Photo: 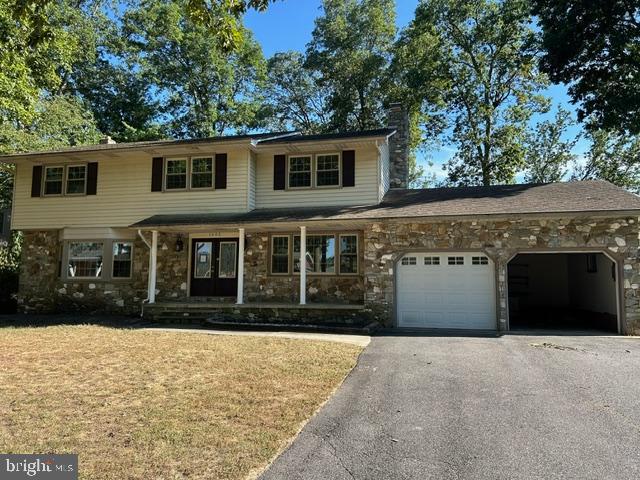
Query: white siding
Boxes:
[
  {"xmin": 379, "ymin": 140, "xmax": 390, "ymax": 202},
  {"xmin": 247, "ymin": 151, "xmax": 256, "ymax": 210},
  {"xmin": 12, "ymin": 149, "xmax": 249, "ymax": 229},
  {"xmin": 254, "ymin": 145, "xmax": 380, "ymax": 208}
]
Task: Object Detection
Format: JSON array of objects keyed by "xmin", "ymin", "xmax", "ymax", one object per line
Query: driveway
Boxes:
[{"xmin": 260, "ymin": 333, "xmax": 640, "ymax": 480}]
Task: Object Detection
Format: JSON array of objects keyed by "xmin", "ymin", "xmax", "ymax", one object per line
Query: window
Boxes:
[
  {"xmin": 44, "ymin": 166, "xmax": 64, "ymax": 195},
  {"xmin": 193, "ymin": 241, "xmax": 212, "ymax": 278},
  {"xmin": 401, "ymin": 257, "xmax": 417, "ymax": 266},
  {"xmin": 472, "ymin": 256, "xmax": 489, "ymax": 265},
  {"xmin": 112, "ymin": 242, "xmax": 133, "ymax": 278},
  {"xmin": 316, "ymin": 153, "xmax": 340, "ymax": 187},
  {"xmin": 424, "ymin": 256, "xmax": 440, "ymax": 265},
  {"xmin": 288, "ymin": 156, "xmax": 312, "ymax": 188},
  {"xmin": 218, "ymin": 242, "xmax": 237, "ymax": 278},
  {"xmin": 448, "ymin": 256, "xmax": 464, "ymax": 265},
  {"xmin": 339, "ymin": 235, "xmax": 358, "ymax": 274},
  {"xmin": 66, "ymin": 165, "xmax": 87, "ymax": 194},
  {"xmin": 191, "ymin": 157, "xmax": 213, "ymax": 189},
  {"xmin": 166, "ymin": 159, "xmax": 187, "ymax": 190},
  {"xmin": 68, "ymin": 242, "xmax": 103, "ymax": 278},
  {"xmin": 271, "ymin": 236, "xmax": 289, "ymax": 274},
  {"xmin": 294, "ymin": 234, "xmax": 335, "ymax": 273}
]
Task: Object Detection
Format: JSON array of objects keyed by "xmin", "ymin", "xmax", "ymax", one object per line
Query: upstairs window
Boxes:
[
  {"xmin": 66, "ymin": 165, "xmax": 87, "ymax": 194},
  {"xmin": 316, "ymin": 153, "xmax": 340, "ymax": 187},
  {"xmin": 166, "ymin": 159, "xmax": 187, "ymax": 190},
  {"xmin": 288, "ymin": 155, "xmax": 312, "ymax": 188},
  {"xmin": 191, "ymin": 157, "xmax": 213, "ymax": 189},
  {"xmin": 68, "ymin": 242, "xmax": 104, "ymax": 278},
  {"xmin": 44, "ymin": 166, "xmax": 64, "ymax": 195}
]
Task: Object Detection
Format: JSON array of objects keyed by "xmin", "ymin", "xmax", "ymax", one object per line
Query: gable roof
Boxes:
[
  {"xmin": 0, "ymin": 128, "xmax": 396, "ymax": 160},
  {"xmin": 131, "ymin": 180, "xmax": 640, "ymax": 228}
]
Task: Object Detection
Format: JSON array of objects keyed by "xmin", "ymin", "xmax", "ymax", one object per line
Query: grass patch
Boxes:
[{"xmin": 0, "ymin": 325, "xmax": 362, "ymax": 479}]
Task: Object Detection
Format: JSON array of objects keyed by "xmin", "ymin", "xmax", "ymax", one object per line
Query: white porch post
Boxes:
[
  {"xmin": 299, "ymin": 226, "xmax": 307, "ymax": 305},
  {"xmin": 148, "ymin": 230, "xmax": 158, "ymax": 304},
  {"xmin": 237, "ymin": 228, "xmax": 245, "ymax": 305}
]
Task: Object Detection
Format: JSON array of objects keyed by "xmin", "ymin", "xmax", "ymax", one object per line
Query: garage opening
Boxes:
[{"xmin": 507, "ymin": 253, "xmax": 618, "ymax": 333}]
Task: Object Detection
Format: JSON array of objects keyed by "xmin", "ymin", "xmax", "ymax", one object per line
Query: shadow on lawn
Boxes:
[{"xmin": 0, "ymin": 313, "xmax": 146, "ymax": 329}]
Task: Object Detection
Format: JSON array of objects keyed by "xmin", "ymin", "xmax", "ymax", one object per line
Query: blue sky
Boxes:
[{"xmin": 245, "ymin": 1, "xmax": 586, "ymax": 181}]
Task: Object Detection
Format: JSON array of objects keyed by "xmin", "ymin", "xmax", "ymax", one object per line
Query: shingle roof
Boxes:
[
  {"xmin": 130, "ymin": 180, "xmax": 640, "ymax": 228},
  {"xmin": 0, "ymin": 128, "xmax": 396, "ymax": 159}
]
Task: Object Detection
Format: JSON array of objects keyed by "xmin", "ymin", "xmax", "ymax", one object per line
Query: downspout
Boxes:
[{"xmin": 138, "ymin": 229, "xmax": 152, "ymax": 318}]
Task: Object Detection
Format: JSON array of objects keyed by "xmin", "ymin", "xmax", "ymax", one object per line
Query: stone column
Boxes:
[{"xmin": 387, "ymin": 103, "xmax": 409, "ymax": 189}]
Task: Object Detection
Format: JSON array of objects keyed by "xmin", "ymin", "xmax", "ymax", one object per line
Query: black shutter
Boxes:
[
  {"xmin": 31, "ymin": 165, "xmax": 43, "ymax": 197},
  {"xmin": 342, "ymin": 150, "xmax": 355, "ymax": 187},
  {"xmin": 86, "ymin": 162, "xmax": 98, "ymax": 195},
  {"xmin": 273, "ymin": 154, "xmax": 286, "ymax": 190},
  {"xmin": 215, "ymin": 153, "xmax": 227, "ymax": 189},
  {"xmin": 151, "ymin": 157, "xmax": 164, "ymax": 192}
]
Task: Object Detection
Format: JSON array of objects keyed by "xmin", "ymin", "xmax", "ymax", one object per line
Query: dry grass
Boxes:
[{"xmin": 0, "ymin": 325, "xmax": 362, "ymax": 479}]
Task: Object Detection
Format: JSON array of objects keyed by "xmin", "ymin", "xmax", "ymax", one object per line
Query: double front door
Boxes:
[{"xmin": 190, "ymin": 238, "xmax": 239, "ymax": 297}]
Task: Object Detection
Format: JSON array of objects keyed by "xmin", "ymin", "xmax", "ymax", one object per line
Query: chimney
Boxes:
[
  {"xmin": 387, "ymin": 103, "xmax": 409, "ymax": 189},
  {"xmin": 99, "ymin": 136, "xmax": 116, "ymax": 145}
]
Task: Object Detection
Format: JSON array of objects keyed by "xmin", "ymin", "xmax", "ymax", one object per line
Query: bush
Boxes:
[{"xmin": 0, "ymin": 232, "xmax": 22, "ymax": 314}]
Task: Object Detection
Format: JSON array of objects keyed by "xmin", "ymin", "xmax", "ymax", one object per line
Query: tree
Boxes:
[
  {"xmin": 306, "ymin": 0, "xmax": 397, "ymax": 131},
  {"xmin": 524, "ymin": 108, "xmax": 579, "ymax": 183},
  {"xmin": 395, "ymin": 0, "xmax": 549, "ymax": 186},
  {"xmin": 573, "ymin": 130, "xmax": 640, "ymax": 192},
  {"xmin": 124, "ymin": 0, "xmax": 267, "ymax": 139},
  {"xmin": 264, "ymin": 51, "xmax": 330, "ymax": 133},
  {"xmin": 532, "ymin": 0, "xmax": 640, "ymax": 134}
]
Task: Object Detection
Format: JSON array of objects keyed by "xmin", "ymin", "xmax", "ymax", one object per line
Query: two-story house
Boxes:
[{"xmin": 4, "ymin": 104, "xmax": 640, "ymax": 334}]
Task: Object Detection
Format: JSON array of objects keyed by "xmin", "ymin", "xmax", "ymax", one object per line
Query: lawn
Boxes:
[{"xmin": 0, "ymin": 325, "xmax": 362, "ymax": 479}]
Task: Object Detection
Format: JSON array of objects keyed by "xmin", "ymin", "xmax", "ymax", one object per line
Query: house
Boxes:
[{"xmin": 3, "ymin": 104, "xmax": 640, "ymax": 334}]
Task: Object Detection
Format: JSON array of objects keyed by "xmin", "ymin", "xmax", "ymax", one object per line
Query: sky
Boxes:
[{"xmin": 244, "ymin": 0, "xmax": 586, "ymax": 181}]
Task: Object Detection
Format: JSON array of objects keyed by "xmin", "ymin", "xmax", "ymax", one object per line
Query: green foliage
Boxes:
[
  {"xmin": 532, "ymin": 0, "xmax": 640, "ymax": 135},
  {"xmin": 306, "ymin": 0, "xmax": 397, "ymax": 131},
  {"xmin": 524, "ymin": 108, "xmax": 579, "ymax": 183},
  {"xmin": 395, "ymin": 0, "xmax": 549, "ymax": 186},
  {"xmin": 574, "ymin": 131, "xmax": 640, "ymax": 192},
  {"xmin": 265, "ymin": 51, "xmax": 330, "ymax": 133},
  {"xmin": 124, "ymin": 0, "xmax": 268, "ymax": 138}
]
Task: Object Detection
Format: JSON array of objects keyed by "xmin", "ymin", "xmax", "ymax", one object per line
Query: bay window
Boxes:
[
  {"xmin": 112, "ymin": 242, "xmax": 133, "ymax": 278},
  {"xmin": 68, "ymin": 242, "xmax": 104, "ymax": 278}
]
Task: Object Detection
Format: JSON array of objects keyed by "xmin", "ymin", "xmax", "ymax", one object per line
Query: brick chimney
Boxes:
[
  {"xmin": 99, "ymin": 136, "xmax": 116, "ymax": 145},
  {"xmin": 387, "ymin": 103, "xmax": 409, "ymax": 189}
]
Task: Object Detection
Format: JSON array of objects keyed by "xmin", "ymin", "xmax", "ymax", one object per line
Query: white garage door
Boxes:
[{"xmin": 397, "ymin": 252, "xmax": 497, "ymax": 330}]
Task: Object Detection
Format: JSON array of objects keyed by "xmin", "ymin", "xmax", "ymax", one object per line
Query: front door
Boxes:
[{"xmin": 190, "ymin": 238, "xmax": 239, "ymax": 297}]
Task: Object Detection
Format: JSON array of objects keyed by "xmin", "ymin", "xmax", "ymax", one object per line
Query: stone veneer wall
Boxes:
[
  {"xmin": 243, "ymin": 232, "xmax": 365, "ymax": 304},
  {"xmin": 17, "ymin": 231, "xmax": 188, "ymax": 314},
  {"xmin": 363, "ymin": 216, "xmax": 640, "ymax": 334}
]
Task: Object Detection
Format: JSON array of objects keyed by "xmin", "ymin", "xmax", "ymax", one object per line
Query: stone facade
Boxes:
[
  {"xmin": 387, "ymin": 103, "xmax": 409, "ymax": 189},
  {"xmin": 363, "ymin": 215, "xmax": 640, "ymax": 334},
  {"xmin": 17, "ymin": 215, "xmax": 640, "ymax": 334}
]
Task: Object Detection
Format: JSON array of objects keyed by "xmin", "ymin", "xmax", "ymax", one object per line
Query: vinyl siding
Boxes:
[
  {"xmin": 12, "ymin": 149, "xmax": 249, "ymax": 229},
  {"xmin": 248, "ymin": 151, "xmax": 257, "ymax": 210},
  {"xmin": 254, "ymin": 145, "xmax": 380, "ymax": 208}
]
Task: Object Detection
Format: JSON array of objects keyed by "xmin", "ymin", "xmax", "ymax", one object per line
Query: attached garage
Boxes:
[{"xmin": 396, "ymin": 252, "xmax": 497, "ymax": 330}]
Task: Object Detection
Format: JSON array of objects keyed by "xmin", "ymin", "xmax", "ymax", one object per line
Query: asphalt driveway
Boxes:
[{"xmin": 261, "ymin": 333, "xmax": 640, "ymax": 480}]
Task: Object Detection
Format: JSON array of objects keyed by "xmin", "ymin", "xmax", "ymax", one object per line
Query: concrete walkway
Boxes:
[{"xmin": 143, "ymin": 326, "xmax": 371, "ymax": 347}]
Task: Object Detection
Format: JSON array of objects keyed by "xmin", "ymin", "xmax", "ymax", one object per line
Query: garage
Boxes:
[
  {"xmin": 507, "ymin": 253, "xmax": 619, "ymax": 333},
  {"xmin": 396, "ymin": 252, "xmax": 497, "ymax": 330}
]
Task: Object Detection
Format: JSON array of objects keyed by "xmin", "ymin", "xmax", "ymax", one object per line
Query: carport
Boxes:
[{"xmin": 507, "ymin": 252, "xmax": 619, "ymax": 333}]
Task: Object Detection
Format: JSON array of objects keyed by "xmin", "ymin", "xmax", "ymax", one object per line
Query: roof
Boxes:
[
  {"xmin": 130, "ymin": 180, "xmax": 640, "ymax": 228},
  {"xmin": 0, "ymin": 128, "xmax": 396, "ymax": 159}
]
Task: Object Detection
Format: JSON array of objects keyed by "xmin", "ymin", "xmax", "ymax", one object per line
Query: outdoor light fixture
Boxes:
[{"xmin": 175, "ymin": 235, "xmax": 184, "ymax": 252}]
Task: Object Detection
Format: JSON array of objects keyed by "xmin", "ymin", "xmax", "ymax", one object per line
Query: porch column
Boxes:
[
  {"xmin": 299, "ymin": 226, "xmax": 307, "ymax": 305},
  {"xmin": 148, "ymin": 230, "xmax": 158, "ymax": 304},
  {"xmin": 237, "ymin": 228, "xmax": 245, "ymax": 305}
]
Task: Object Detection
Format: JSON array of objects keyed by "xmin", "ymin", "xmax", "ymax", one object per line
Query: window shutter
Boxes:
[
  {"xmin": 342, "ymin": 150, "xmax": 355, "ymax": 187},
  {"xmin": 273, "ymin": 154, "xmax": 286, "ymax": 190},
  {"xmin": 151, "ymin": 157, "xmax": 164, "ymax": 192},
  {"xmin": 31, "ymin": 165, "xmax": 43, "ymax": 197},
  {"xmin": 86, "ymin": 162, "xmax": 98, "ymax": 195},
  {"xmin": 215, "ymin": 153, "xmax": 227, "ymax": 189}
]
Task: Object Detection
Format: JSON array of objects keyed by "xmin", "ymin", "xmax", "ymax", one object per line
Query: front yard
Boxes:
[{"xmin": 0, "ymin": 325, "xmax": 362, "ymax": 479}]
